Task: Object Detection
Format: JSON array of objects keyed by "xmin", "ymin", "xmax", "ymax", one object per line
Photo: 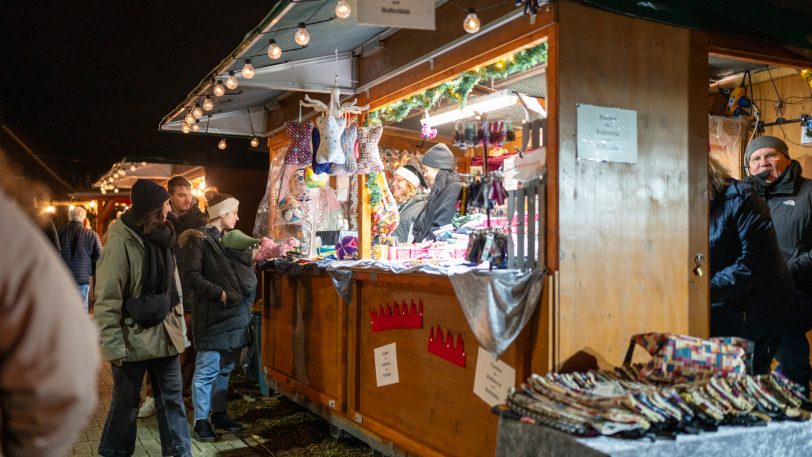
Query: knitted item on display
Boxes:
[
  {"xmin": 330, "ymin": 123, "xmax": 358, "ymax": 176},
  {"xmin": 356, "ymin": 125, "xmax": 384, "ymax": 174},
  {"xmin": 284, "ymin": 121, "xmax": 314, "ymax": 165},
  {"xmin": 315, "ymin": 115, "xmax": 347, "ymax": 164}
]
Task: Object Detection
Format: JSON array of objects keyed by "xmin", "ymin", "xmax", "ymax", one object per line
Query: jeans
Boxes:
[
  {"xmin": 78, "ymin": 283, "xmax": 90, "ymax": 313},
  {"xmin": 99, "ymin": 356, "xmax": 192, "ymax": 457},
  {"xmin": 776, "ymin": 333, "xmax": 812, "ymax": 395},
  {"xmin": 192, "ymin": 350, "xmax": 238, "ymax": 421}
]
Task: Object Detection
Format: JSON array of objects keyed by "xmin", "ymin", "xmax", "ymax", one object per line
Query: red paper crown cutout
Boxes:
[
  {"xmin": 370, "ymin": 299, "xmax": 424, "ymax": 333},
  {"xmin": 427, "ymin": 325, "xmax": 466, "ymax": 368}
]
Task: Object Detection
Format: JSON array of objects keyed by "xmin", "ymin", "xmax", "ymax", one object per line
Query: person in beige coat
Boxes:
[
  {"xmin": 94, "ymin": 179, "xmax": 191, "ymax": 457},
  {"xmin": 0, "ymin": 176, "xmax": 99, "ymax": 456}
]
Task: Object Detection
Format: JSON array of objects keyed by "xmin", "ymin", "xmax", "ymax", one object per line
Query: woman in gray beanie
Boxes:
[{"xmin": 412, "ymin": 143, "xmax": 463, "ymax": 242}]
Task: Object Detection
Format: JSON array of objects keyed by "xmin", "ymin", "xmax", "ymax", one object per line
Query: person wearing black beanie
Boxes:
[
  {"xmin": 131, "ymin": 179, "xmax": 171, "ymax": 216},
  {"xmin": 413, "ymin": 144, "xmax": 463, "ymax": 242}
]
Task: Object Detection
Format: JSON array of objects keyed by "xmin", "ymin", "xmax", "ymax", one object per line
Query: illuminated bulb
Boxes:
[
  {"xmin": 242, "ymin": 59, "xmax": 255, "ymax": 79},
  {"xmin": 184, "ymin": 112, "xmax": 195, "ymax": 124},
  {"xmin": 101, "ymin": 188, "xmax": 107, "ymax": 195},
  {"xmin": 225, "ymin": 71, "xmax": 239, "ymax": 90},
  {"xmin": 129, "ymin": 164, "xmax": 137, "ymax": 171},
  {"xmin": 141, "ymin": 162, "xmax": 147, "ymax": 166},
  {"xmin": 192, "ymin": 104, "xmax": 203, "ymax": 119},
  {"xmin": 218, "ymin": 138, "xmax": 227, "ymax": 150},
  {"xmin": 335, "ymin": 0, "xmax": 351, "ymax": 19},
  {"xmin": 69, "ymin": 204, "xmax": 75, "ymax": 211},
  {"xmin": 294, "ymin": 23, "xmax": 310, "ymax": 46},
  {"xmin": 113, "ymin": 188, "xmax": 119, "ymax": 194},
  {"xmin": 250, "ymin": 136, "xmax": 260, "ymax": 147},
  {"xmin": 192, "ymin": 120, "xmax": 200, "ymax": 132},
  {"xmin": 89, "ymin": 201, "xmax": 95, "ymax": 208},
  {"xmin": 213, "ymin": 80, "xmax": 225, "ymax": 96},
  {"xmin": 463, "ymin": 9, "xmax": 481, "ymax": 34},
  {"xmin": 202, "ymin": 97, "xmax": 214, "ymax": 111},
  {"xmin": 119, "ymin": 169, "xmax": 127, "ymax": 176},
  {"xmin": 182, "ymin": 123, "xmax": 191, "ymax": 134},
  {"xmin": 267, "ymin": 40, "xmax": 282, "ymax": 59}
]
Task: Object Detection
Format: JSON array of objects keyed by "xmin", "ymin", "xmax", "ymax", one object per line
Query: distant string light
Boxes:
[
  {"xmin": 294, "ymin": 23, "xmax": 310, "ymax": 46},
  {"xmin": 213, "ymin": 79, "xmax": 225, "ymax": 97},
  {"xmin": 335, "ymin": 0, "xmax": 351, "ymax": 19},
  {"xmin": 242, "ymin": 59, "xmax": 255, "ymax": 79},
  {"xmin": 267, "ymin": 40, "xmax": 282, "ymax": 59},
  {"xmin": 463, "ymin": 9, "xmax": 481, "ymax": 33},
  {"xmin": 182, "ymin": 123, "xmax": 191, "ymax": 134},
  {"xmin": 218, "ymin": 138, "xmax": 227, "ymax": 150},
  {"xmin": 192, "ymin": 119, "xmax": 201, "ymax": 132},
  {"xmin": 202, "ymin": 97, "xmax": 214, "ymax": 111},
  {"xmin": 250, "ymin": 137, "xmax": 260, "ymax": 148},
  {"xmin": 192, "ymin": 104, "xmax": 203, "ymax": 119},
  {"xmin": 225, "ymin": 71, "xmax": 239, "ymax": 90}
]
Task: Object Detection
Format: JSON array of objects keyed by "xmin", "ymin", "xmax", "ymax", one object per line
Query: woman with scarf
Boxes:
[
  {"xmin": 94, "ymin": 179, "xmax": 191, "ymax": 457},
  {"xmin": 390, "ymin": 164, "xmax": 429, "ymax": 243},
  {"xmin": 413, "ymin": 144, "xmax": 463, "ymax": 242},
  {"xmin": 181, "ymin": 191, "xmax": 253, "ymax": 442}
]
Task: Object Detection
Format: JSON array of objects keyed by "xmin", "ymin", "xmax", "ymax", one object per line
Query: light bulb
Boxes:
[
  {"xmin": 202, "ymin": 97, "xmax": 214, "ymax": 111},
  {"xmin": 213, "ymin": 80, "xmax": 225, "ymax": 96},
  {"xmin": 335, "ymin": 0, "xmax": 351, "ymax": 19},
  {"xmin": 192, "ymin": 104, "xmax": 203, "ymax": 119},
  {"xmin": 182, "ymin": 123, "xmax": 191, "ymax": 134},
  {"xmin": 218, "ymin": 138, "xmax": 227, "ymax": 150},
  {"xmin": 101, "ymin": 188, "xmax": 107, "ymax": 195},
  {"xmin": 184, "ymin": 112, "xmax": 195, "ymax": 124},
  {"xmin": 267, "ymin": 40, "xmax": 282, "ymax": 59},
  {"xmin": 192, "ymin": 120, "xmax": 200, "ymax": 132},
  {"xmin": 113, "ymin": 188, "xmax": 119, "ymax": 194},
  {"xmin": 242, "ymin": 59, "xmax": 255, "ymax": 79},
  {"xmin": 225, "ymin": 71, "xmax": 239, "ymax": 90},
  {"xmin": 463, "ymin": 9, "xmax": 480, "ymax": 34},
  {"xmin": 294, "ymin": 23, "xmax": 310, "ymax": 46},
  {"xmin": 129, "ymin": 164, "xmax": 137, "ymax": 171},
  {"xmin": 119, "ymin": 169, "xmax": 127, "ymax": 176},
  {"xmin": 250, "ymin": 136, "xmax": 260, "ymax": 147}
]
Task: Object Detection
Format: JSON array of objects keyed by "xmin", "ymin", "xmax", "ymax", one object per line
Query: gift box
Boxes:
[{"xmin": 394, "ymin": 246, "xmax": 412, "ymax": 260}]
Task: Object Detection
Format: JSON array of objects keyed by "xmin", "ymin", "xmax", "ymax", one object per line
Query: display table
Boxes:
[{"xmin": 496, "ymin": 417, "xmax": 812, "ymax": 457}]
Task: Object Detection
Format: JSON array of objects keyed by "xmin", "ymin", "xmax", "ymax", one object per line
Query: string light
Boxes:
[
  {"xmin": 129, "ymin": 164, "xmax": 137, "ymax": 172},
  {"xmin": 294, "ymin": 23, "xmax": 310, "ymax": 46},
  {"xmin": 213, "ymin": 79, "xmax": 225, "ymax": 97},
  {"xmin": 182, "ymin": 123, "xmax": 191, "ymax": 134},
  {"xmin": 225, "ymin": 71, "xmax": 239, "ymax": 90},
  {"xmin": 335, "ymin": 0, "xmax": 351, "ymax": 19},
  {"xmin": 218, "ymin": 138, "xmax": 227, "ymax": 150},
  {"xmin": 184, "ymin": 111, "xmax": 195, "ymax": 124},
  {"xmin": 202, "ymin": 97, "xmax": 214, "ymax": 111},
  {"xmin": 267, "ymin": 39, "xmax": 282, "ymax": 60},
  {"xmin": 192, "ymin": 104, "xmax": 203, "ymax": 119},
  {"xmin": 242, "ymin": 59, "xmax": 255, "ymax": 79},
  {"xmin": 192, "ymin": 120, "xmax": 201, "ymax": 132},
  {"xmin": 113, "ymin": 188, "xmax": 119, "ymax": 194},
  {"xmin": 250, "ymin": 136, "xmax": 260, "ymax": 148},
  {"xmin": 463, "ymin": 9, "xmax": 481, "ymax": 34}
]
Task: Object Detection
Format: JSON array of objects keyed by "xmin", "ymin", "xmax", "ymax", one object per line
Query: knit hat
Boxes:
[
  {"xmin": 131, "ymin": 179, "xmax": 170, "ymax": 215},
  {"xmin": 744, "ymin": 136, "xmax": 790, "ymax": 164},
  {"xmin": 395, "ymin": 164, "xmax": 428, "ymax": 188},
  {"xmin": 421, "ymin": 143, "xmax": 456, "ymax": 170},
  {"xmin": 208, "ymin": 197, "xmax": 239, "ymax": 220}
]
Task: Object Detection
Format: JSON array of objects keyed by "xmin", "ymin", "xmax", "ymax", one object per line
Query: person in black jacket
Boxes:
[
  {"xmin": 57, "ymin": 205, "xmax": 102, "ymax": 312},
  {"xmin": 709, "ymin": 156, "xmax": 796, "ymax": 375},
  {"xmin": 181, "ymin": 191, "xmax": 251, "ymax": 442},
  {"xmin": 413, "ymin": 144, "xmax": 463, "ymax": 242},
  {"xmin": 745, "ymin": 135, "xmax": 812, "ymax": 393}
]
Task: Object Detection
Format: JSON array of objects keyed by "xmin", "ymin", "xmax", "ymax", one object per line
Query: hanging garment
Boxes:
[
  {"xmin": 284, "ymin": 121, "xmax": 314, "ymax": 165},
  {"xmin": 315, "ymin": 115, "xmax": 347, "ymax": 164},
  {"xmin": 356, "ymin": 125, "xmax": 384, "ymax": 174},
  {"xmin": 311, "ymin": 126, "xmax": 331, "ymax": 174},
  {"xmin": 330, "ymin": 123, "xmax": 358, "ymax": 176}
]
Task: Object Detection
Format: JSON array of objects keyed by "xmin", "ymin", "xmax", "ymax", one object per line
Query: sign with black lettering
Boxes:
[
  {"xmin": 473, "ymin": 347, "xmax": 516, "ymax": 407},
  {"xmin": 374, "ymin": 342, "xmax": 400, "ymax": 387},
  {"xmin": 356, "ymin": 0, "xmax": 435, "ymax": 30},
  {"xmin": 577, "ymin": 104, "xmax": 638, "ymax": 163}
]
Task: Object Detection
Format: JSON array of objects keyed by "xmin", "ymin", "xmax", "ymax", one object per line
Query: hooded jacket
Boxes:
[{"xmin": 709, "ymin": 179, "xmax": 796, "ymax": 338}]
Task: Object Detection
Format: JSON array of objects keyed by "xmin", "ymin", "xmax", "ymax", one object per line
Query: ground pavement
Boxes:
[{"xmin": 71, "ymin": 363, "xmax": 263, "ymax": 457}]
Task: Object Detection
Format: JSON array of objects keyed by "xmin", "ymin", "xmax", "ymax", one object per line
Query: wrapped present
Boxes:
[{"xmin": 336, "ymin": 236, "xmax": 358, "ymax": 260}]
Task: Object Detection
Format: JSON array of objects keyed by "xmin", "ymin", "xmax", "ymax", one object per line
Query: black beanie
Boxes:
[{"xmin": 130, "ymin": 179, "xmax": 170, "ymax": 215}]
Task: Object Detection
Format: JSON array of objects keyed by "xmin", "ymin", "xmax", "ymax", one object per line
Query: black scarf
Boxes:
[
  {"xmin": 746, "ymin": 160, "xmax": 802, "ymax": 198},
  {"xmin": 121, "ymin": 210, "xmax": 179, "ymax": 304}
]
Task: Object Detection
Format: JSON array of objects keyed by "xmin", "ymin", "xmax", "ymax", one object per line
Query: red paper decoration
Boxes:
[
  {"xmin": 370, "ymin": 299, "xmax": 424, "ymax": 333},
  {"xmin": 427, "ymin": 325, "xmax": 466, "ymax": 368}
]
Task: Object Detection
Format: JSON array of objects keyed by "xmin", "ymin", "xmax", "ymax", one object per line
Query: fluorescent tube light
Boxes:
[{"xmin": 424, "ymin": 90, "xmax": 519, "ymax": 127}]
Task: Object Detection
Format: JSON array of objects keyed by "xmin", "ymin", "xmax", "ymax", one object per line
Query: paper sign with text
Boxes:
[
  {"xmin": 374, "ymin": 343, "xmax": 400, "ymax": 387},
  {"xmin": 576, "ymin": 104, "xmax": 638, "ymax": 163},
  {"xmin": 356, "ymin": 0, "xmax": 435, "ymax": 30},
  {"xmin": 473, "ymin": 347, "xmax": 516, "ymax": 407}
]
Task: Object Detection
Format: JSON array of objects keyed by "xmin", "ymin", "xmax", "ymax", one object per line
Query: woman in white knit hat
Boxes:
[
  {"xmin": 390, "ymin": 164, "xmax": 429, "ymax": 243},
  {"xmin": 180, "ymin": 190, "xmax": 251, "ymax": 442}
]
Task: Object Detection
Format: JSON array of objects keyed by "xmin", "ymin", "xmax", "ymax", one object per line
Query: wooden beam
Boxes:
[
  {"xmin": 358, "ymin": 174, "xmax": 371, "ymax": 259},
  {"xmin": 709, "ymin": 33, "xmax": 812, "ymax": 68},
  {"xmin": 545, "ymin": 25, "xmax": 559, "ymax": 273}
]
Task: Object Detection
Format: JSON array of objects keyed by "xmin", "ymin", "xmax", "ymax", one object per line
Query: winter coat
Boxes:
[
  {"xmin": 181, "ymin": 227, "xmax": 252, "ymax": 352},
  {"xmin": 167, "ymin": 206, "xmax": 208, "ymax": 312},
  {"xmin": 413, "ymin": 181, "xmax": 463, "ymax": 242},
  {"xmin": 93, "ymin": 219, "xmax": 186, "ymax": 362},
  {"xmin": 393, "ymin": 191, "xmax": 428, "ymax": 243},
  {"xmin": 1, "ymin": 191, "xmax": 99, "ymax": 457},
  {"xmin": 57, "ymin": 220, "xmax": 102, "ymax": 284},
  {"xmin": 709, "ymin": 179, "xmax": 796, "ymax": 339}
]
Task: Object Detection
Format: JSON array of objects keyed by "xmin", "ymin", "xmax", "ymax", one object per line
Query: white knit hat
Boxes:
[{"xmin": 207, "ymin": 197, "xmax": 239, "ymax": 220}]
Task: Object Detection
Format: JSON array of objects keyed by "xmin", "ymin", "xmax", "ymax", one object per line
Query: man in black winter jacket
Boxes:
[
  {"xmin": 745, "ymin": 135, "xmax": 812, "ymax": 394},
  {"xmin": 57, "ymin": 205, "xmax": 102, "ymax": 312}
]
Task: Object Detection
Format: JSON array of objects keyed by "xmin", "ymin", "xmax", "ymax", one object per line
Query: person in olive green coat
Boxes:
[{"xmin": 94, "ymin": 179, "xmax": 192, "ymax": 457}]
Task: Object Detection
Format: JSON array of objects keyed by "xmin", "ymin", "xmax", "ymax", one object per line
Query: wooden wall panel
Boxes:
[{"xmin": 555, "ymin": 2, "xmax": 708, "ymax": 368}]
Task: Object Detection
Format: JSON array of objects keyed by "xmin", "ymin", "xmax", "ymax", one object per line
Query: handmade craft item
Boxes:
[
  {"xmin": 427, "ymin": 325, "xmax": 466, "ymax": 367},
  {"xmin": 277, "ymin": 168, "xmax": 307, "ymax": 223},
  {"xmin": 356, "ymin": 125, "xmax": 385, "ymax": 173},
  {"xmin": 330, "ymin": 123, "xmax": 358, "ymax": 175},
  {"xmin": 300, "ymin": 87, "xmax": 368, "ymax": 164},
  {"xmin": 370, "ymin": 299, "xmax": 424, "ymax": 333},
  {"xmin": 254, "ymin": 236, "xmax": 301, "ymax": 261},
  {"xmin": 336, "ymin": 235, "xmax": 358, "ymax": 260},
  {"xmin": 284, "ymin": 121, "xmax": 314, "ymax": 165}
]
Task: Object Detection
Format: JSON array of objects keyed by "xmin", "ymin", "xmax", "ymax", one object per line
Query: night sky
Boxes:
[{"xmin": 0, "ymin": 1, "xmax": 275, "ymax": 190}]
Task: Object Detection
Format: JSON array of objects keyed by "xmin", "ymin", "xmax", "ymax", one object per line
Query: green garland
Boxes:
[
  {"xmin": 371, "ymin": 42, "xmax": 548, "ymax": 124},
  {"xmin": 366, "ymin": 172, "xmax": 382, "ymax": 205}
]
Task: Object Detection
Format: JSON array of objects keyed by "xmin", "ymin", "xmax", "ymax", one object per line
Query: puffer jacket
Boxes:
[
  {"xmin": 709, "ymin": 179, "xmax": 796, "ymax": 339},
  {"xmin": 181, "ymin": 227, "xmax": 251, "ymax": 352},
  {"xmin": 393, "ymin": 191, "xmax": 428, "ymax": 243},
  {"xmin": 57, "ymin": 220, "xmax": 102, "ymax": 284},
  {"xmin": 93, "ymin": 219, "xmax": 186, "ymax": 362},
  {"xmin": 167, "ymin": 206, "xmax": 208, "ymax": 313}
]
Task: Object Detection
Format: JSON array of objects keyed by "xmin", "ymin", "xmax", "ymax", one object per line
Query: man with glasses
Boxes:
[{"xmin": 745, "ymin": 135, "xmax": 812, "ymax": 395}]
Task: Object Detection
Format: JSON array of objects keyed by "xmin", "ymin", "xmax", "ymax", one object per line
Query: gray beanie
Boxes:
[
  {"xmin": 421, "ymin": 143, "xmax": 455, "ymax": 170},
  {"xmin": 744, "ymin": 136, "xmax": 790, "ymax": 164}
]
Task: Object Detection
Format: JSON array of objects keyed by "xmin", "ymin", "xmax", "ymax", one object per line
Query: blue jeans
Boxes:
[
  {"xmin": 78, "ymin": 283, "xmax": 90, "ymax": 312},
  {"xmin": 192, "ymin": 350, "xmax": 238, "ymax": 421},
  {"xmin": 99, "ymin": 356, "xmax": 192, "ymax": 457}
]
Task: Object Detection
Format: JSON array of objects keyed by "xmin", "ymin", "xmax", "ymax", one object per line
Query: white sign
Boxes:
[
  {"xmin": 374, "ymin": 343, "xmax": 400, "ymax": 387},
  {"xmin": 502, "ymin": 156, "xmax": 518, "ymax": 191},
  {"xmin": 576, "ymin": 104, "xmax": 638, "ymax": 163},
  {"xmin": 356, "ymin": 0, "xmax": 436, "ymax": 30},
  {"xmin": 473, "ymin": 347, "xmax": 516, "ymax": 407}
]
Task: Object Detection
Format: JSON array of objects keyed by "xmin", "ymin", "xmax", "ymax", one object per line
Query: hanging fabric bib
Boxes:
[
  {"xmin": 331, "ymin": 123, "xmax": 358, "ymax": 176},
  {"xmin": 356, "ymin": 125, "xmax": 384, "ymax": 174},
  {"xmin": 284, "ymin": 121, "xmax": 314, "ymax": 165},
  {"xmin": 315, "ymin": 115, "xmax": 347, "ymax": 164}
]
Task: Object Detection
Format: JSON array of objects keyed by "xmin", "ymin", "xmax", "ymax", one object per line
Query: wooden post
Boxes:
[{"xmin": 358, "ymin": 174, "xmax": 372, "ymax": 259}]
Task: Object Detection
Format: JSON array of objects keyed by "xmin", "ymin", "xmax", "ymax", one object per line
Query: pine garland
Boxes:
[
  {"xmin": 366, "ymin": 172, "xmax": 382, "ymax": 205},
  {"xmin": 371, "ymin": 42, "xmax": 548, "ymax": 124}
]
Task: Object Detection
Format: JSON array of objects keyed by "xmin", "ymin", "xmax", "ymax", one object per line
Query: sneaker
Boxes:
[
  {"xmin": 210, "ymin": 411, "xmax": 243, "ymax": 433},
  {"xmin": 137, "ymin": 396, "xmax": 156, "ymax": 418},
  {"xmin": 193, "ymin": 419, "xmax": 216, "ymax": 442}
]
